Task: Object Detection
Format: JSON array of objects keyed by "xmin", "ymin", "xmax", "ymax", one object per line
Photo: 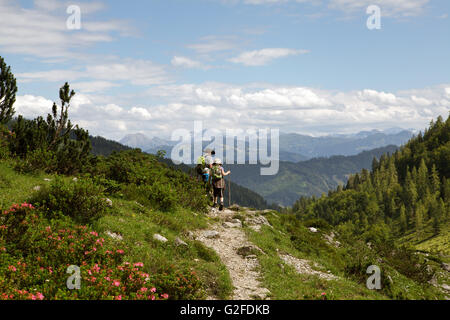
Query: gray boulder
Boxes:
[{"xmin": 153, "ymin": 234, "xmax": 168, "ymax": 243}]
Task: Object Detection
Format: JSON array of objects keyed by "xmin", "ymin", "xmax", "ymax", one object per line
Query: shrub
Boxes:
[
  {"xmin": 147, "ymin": 182, "xmax": 179, "ymax": 212},
  {"xmin": 0, "ymin": 125, "xmax": 12, "ymax": 159},
  {"xmin": 0, "ymin": 203, "xmax": 171, "ymax": 300},
  {"xmin": 28, "ymin": 177, "xmax": 109, "ymax": 224},
  {"xmin": 13, "ymin": 148, "xmax": 57, "ymax": 174},
  {"xmin": 150, "ymin": 265, "xmax": 205, "ymax": 300},
  {"xmin": 93, "ymin": 150, "xmax": 209, "ymax": 213}
]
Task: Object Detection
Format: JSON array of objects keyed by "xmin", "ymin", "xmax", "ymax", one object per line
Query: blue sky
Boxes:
[{"xmin": 1, "ymin": 0, "xmax": 449, "ymax": 140}]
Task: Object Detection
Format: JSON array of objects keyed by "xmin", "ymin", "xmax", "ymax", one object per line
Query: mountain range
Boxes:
[{"xmin": 119, "ymin": 129, "xmax": 413, "ymax": 162}]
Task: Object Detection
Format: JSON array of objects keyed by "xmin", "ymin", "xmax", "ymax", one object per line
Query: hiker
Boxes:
[
  {"xmin": 196, "ymin": 149, "xmax": 215, "ymax": 193},
  {"xmin": 211, "ymin": 158, "xmax": 231, "ymax": 211}
]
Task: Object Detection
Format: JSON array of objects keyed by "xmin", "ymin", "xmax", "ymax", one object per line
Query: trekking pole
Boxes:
[{"xmin": 229, "ymin": 176, "xmax": 231, "ymax": 207}]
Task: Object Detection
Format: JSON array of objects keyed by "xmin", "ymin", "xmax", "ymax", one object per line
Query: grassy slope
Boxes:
[
  {"xmin": 1, "ymin": 159, "xmax": 447, "ymax": 300},
  {"xmin": 238, "ymin": 209, "xmax": 446, "ymax": 300},
  {"xmin": 398, "ymin": 221, "xmax": 450, "ymax": 267},
  {"xmin": 0, "ymin": 159, "xmax": 233, "ymax": 299}
]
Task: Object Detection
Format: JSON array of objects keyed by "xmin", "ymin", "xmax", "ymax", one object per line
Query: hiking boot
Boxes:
[{"xmin": 219, "ymin": 204, "xmax": 224, "ymax": 211}]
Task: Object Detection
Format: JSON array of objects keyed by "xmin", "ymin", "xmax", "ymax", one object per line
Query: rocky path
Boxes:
[{"xmin": 193, "ymin": 207, "xmax": 271, "ymax": 300}]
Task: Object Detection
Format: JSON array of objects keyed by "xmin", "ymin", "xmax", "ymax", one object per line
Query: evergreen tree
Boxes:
[
  {"xmin": 0, "ymin": 56, "xmax": 17, "ymax": 124},
  {"xmin": 399, "ymin": 205, "xmax": 407, "ymax": 232},
  {"xmin": 417, "ymin": 159, "xmax": 429, "ymax": 199},
  {"xmin": 415, "ymin": 203, "xmax": 425, "ymax": 240},
  {"xmin": 430, "ymin": 164, "xmax": 440, "ymax": 198}
]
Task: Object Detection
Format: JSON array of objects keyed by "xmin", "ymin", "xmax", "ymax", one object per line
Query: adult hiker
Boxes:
[
  {"xmin": 211, "ymin": 158, "xmax": 231, "ymax": 211},
  {"xmin": 196, "ymin": 149, "xmax": 215, "ymax": 194}
]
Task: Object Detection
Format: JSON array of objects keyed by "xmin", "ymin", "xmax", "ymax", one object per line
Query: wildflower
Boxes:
[
  {"xmin": 36, "ymin": 292, "xmax": 44, "ymax": 300},
  {"xmin": 161, "ymin": 293, "xmax": 169, "ymax": 299},
  {"xmin": 115, "ymin": 295, "xmax": 122, "ymax": 300},
  {"xmin": 134, "ymin": 262, "xmax": 144, "ymax": 267},
  {"xmin": 116, "ymin": 249, "xmax": 124, "ymax": 254},
  {"xmin": 90, "ymin": 231, "xmax": 98, "ymax": 236},
  {"xmin": 140, "ymin": 287, "xmax": 148, "ymax": 293},
  {"xmin": 113, "ymin": 280, "xmax": 120, "ymax": 287},
  {"xmin": 150, "ymin": 287, "xmax": 156, "ymax": 293},
  {"xmin": 8, "ymin": 265, "xmax": 16, "ymax": 272}
]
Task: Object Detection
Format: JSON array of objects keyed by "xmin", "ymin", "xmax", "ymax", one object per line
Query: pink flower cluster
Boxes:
[
  {"xmin": 1, "ymin": 290, "xmax": 44, "ymax": 300},
  {"xmin": 2, "ymin": 203, "xmax": 35, "ymax": 215}
]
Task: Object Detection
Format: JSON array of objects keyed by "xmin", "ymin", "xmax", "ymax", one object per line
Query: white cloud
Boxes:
[
  {"xmin": 71, "ymin": 81, "xmax": 120, "ymax": 93},
  {"xmin": 14, "ymin": 95, "xmax": 54, "ymax": 119},
  {"xmin": 229, "ymin": 48, "xmax": 309, "ymax": 66},
  {"xmin": 187, "ymin": 36, "xmax": 238, "ymax": 54},
  {"xmin": 0, "ymin": 0, "xmax": 131, "ymax": 59},
  {"xmin": 129, "ymin": 107, "xmax": 152, "ymax": 120},
  {"xmin": 328, "ymin": 0, "xmax": 430, "ymax": 17},
  {"xmin": 171, "ymin": 56, "xmax": 210, "ymax": 70},
  {"xmin": 222, "ymin": 0, "xmax": 431, "ymax": 18},
  {"xmin": 14, "ymin": 83, "xmax": 449, "ymax": 140},
  {"xmin": 17, "ymin": 58, "xmax": 170, "ymax": 90}
]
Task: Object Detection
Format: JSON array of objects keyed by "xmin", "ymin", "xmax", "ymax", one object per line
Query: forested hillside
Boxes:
[
  {"xmin": 90, "ymin": 135, "xmax": 132, "ymax": 156},
  {"xmin": 228, "ymin": 145, "xmax": 399, "ymax": 206},
  {"xmin": 293, "ymin": 115, "xmax": 450, "ymax": 246}
]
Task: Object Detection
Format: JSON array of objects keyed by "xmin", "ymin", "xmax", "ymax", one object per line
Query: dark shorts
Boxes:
[{"xmin": 213, "ymin": 187, "xmax": 223, "ymax": 198}]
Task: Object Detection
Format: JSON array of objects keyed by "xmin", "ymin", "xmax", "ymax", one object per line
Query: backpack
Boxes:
[
  {"xmin": 212, "ymin": 165, "xmax": 222, "ymax": 180},
  {"xmin": 196, "ymin": 155, "xmax": 206, "ymax": 175}
]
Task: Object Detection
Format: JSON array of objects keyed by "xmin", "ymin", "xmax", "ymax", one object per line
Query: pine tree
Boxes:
[
  {"xmin": 415, "ymin": 203, "xmax": 425, "ymax": 240},
  {"xmin": 417, "ymin": 159, "xmax": 429, "ymax": 199},
  {"xmin": 0, "ymin": 56, "xmax": 17, "ymax": 124},
  {"xmin": 430, "ymin": 164, "xmax": 441, "ymax": 198},
  {"xmin": 47, "ymin": 82, "xmax": 75, "ymax": 151},
  {"xmin": 399, "ymin": 205, "xmax": 407, "ymax": 232},
  {"xmin": 405, "ymin": 170, "xmax": 418, "ymax": 209}
]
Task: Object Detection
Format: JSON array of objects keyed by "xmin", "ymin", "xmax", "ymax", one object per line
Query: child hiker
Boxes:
[{"xmin": 211, "ymin": 158, "xmax": 231, "ymax": 211}]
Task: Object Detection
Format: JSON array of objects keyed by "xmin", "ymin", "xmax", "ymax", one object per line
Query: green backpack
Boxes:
[
  {"xmin": 196, "ymin": 155, "xmax": 206, "ymax": 175},
  {"xmin": 212, "ymin": 165, "xmax": 222, "ymax": 180}
]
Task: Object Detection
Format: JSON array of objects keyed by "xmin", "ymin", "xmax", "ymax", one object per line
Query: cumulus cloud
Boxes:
[
  {"xmin": 14, "ymin": 95, "xmax": 54, "ymax": 119},
  {"xmin": 229, "ymin": 48, "xmax": 309, "ymax": 66},
  {"xmin": 14, "ymin": 82, "xmax": 447, "ymax": 140}
]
